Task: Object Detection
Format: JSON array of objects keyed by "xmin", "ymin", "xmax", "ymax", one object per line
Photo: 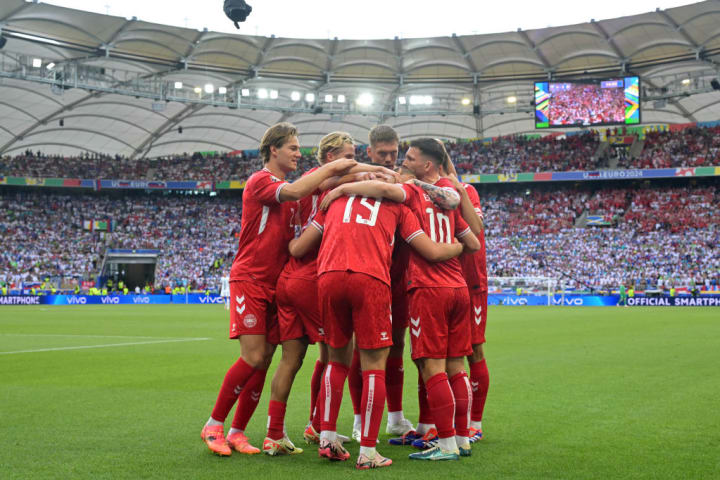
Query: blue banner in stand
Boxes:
[
  {"xmin": 488, "ymin": 294, "xmax": 720, "ymax": 306},
  {"xmin": 489, "ymin": 294, "xmax": 617, "ymax": 306},
  {"xmin": 20, "ymin": 294, "xmax": 227, "ymax": 305},
  {"xmin": 42, "ymin": 295, "xmax": 173, "ymax": 305}
]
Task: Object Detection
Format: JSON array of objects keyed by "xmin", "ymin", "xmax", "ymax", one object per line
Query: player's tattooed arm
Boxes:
[
  {"xmin": 444, "ymin": 175, "xmax": 483, "ymax": 234},
  {"xmin": 288, "ymin": 224, "xmax": 323, "ymax": 258},
  {"xmin": 319, "ymin": 180, "xmax": 405, "ymax": 210},
  {"xmin": 409, "ymin": 179, "xmax": 460, "ymax": 210}
]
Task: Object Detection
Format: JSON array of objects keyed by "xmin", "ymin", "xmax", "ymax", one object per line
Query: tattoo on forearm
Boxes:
[{"xmin": 413, "ymin": 179, "xmax": 460, "ymax": 209}]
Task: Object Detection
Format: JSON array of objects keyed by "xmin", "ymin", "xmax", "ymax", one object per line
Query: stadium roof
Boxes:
[{"xmin": 1, "ymin": 0, "xmax": 720, "ymax": 157}]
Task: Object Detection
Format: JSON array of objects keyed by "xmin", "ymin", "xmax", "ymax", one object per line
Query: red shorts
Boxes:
[
  {"xmin": 391, "ymin": 280, "xmax": 409, "ymax": 330},
  {"xmin": 469, "ymin": 290, "xmax": 487, "ymax": 345},
  {"xmin": 318, "ymin": 271, "xmax": 393, "ymax": 350},
  {"xmin": 276, "ymin": 275, "xmax": 323, "ymax": 344},
  {"xmin": 408, "ymin": 286, "xmax": 472, "ymax": 360},
  {"xmin": 229, "ymin": 279, "xmax": 280, "ymax": 345}
]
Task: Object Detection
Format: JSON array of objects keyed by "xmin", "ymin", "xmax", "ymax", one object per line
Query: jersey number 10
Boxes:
[{"xmin": 426, "ymin": 208, "xmax": 452, "ymax": 243}]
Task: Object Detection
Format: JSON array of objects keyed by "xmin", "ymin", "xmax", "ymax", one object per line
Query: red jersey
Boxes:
[
  {"xmin": 402, "ymin": 179, "xmax": 472, "ymax": 289},
  {"xmin": 230, "ymin": 168, "xmax": 296, "ymax": 287},
  {"xmin": 280, "ymin": 167, "xmax": 322, "ymax": 280},
  {"xmin": 458, "ymin": 183, "xmax": 488, "ymax": 291},
  {"xmin": 312, "ymin": 195, "xmax": 424, "ymax": 286}
]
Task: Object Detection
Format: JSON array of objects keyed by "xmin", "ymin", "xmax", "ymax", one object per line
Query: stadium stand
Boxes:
[{"xmin": 2, "ymin": 179, "xmax": 717, "ymax": 293}]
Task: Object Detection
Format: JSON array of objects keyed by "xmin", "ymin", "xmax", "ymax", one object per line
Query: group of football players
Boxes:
[{"xmin": 201, "ymin": 123, "xmax": 490, "ymax": 469}]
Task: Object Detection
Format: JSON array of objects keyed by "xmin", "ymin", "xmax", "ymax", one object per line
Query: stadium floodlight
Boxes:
[
  {"xmin": 681, "ymin": 78, "xmax": 691, "ymax": 86},
  {"xmin": 424, "ymin": 95, "xmax": 433, "ymax": 105},
  {"xmin": 204, "ymin": 83, "xmax": 214, "ymax": 94},
  {"xmin": 305, "ymin": 92, "xmax": 315, "ymax": 102},
  {"xmin": 324, "ymin": 94, "xmax": 333, "ymax": 103},
  {"xmin": 356, "ymin": 93, "xmax": 373, "ymax": 106},
  {"xmin": 507, "ymin": 95, "xmax": 517, "ymax": 104},
  {"xmin": 291, "ymin": 91, "xmax": 301, "ymax": 101},
  {"xmin": 337, "ymin": 94, "xmax": 346, "ymax": 103},
  {"xmin": 174, "ymin": 81, "xmax": 183, "ymax": 89},
  {"xmin": 398, "ymin": 96, "xmax": 407, "ymax": 105},
  {"xmin": 257, "ymin": 88, "xmax": 268, "ymax": 99},
  {"xmin": 32, "ymin": 58, "xmax": 42, "ymax": 68},
  {"xmin": 461, "ymin": 97, "xmax": 471, "ymax": 105},
  {"xmin": 270, "ymin": 89, "xmax": 279, "ymax": 99},
  {"xmin": 194, "ymin": 86, "xmax": 202, "ymax": 94},
  {"xmin": 241, "ymin": 88, "xmax": 250, "ymax": 96},
  {"xmin": 218, "ymin": 86, "xmax": 227, "ymax": 94},
  {"xmin": 46, "ymin": 62, "xmax": 55, "ymax": 70}
]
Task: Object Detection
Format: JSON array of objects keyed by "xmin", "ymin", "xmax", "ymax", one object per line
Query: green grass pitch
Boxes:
[{"xmin": 1, "ymin": 305, "xmax": 718, "ymax": 479}]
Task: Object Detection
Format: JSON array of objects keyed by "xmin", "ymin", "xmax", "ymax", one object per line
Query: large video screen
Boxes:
[{"xmin": 535, "ymin": 77, "xmax": 640, "ymax": 128}]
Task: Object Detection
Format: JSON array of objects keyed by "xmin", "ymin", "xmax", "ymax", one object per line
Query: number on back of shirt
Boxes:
[
  {"xmin": 343, "ymin": 195, "xmax": 381, "ymax": 227},
  {"xmin": 425, "ymin": 208, "xmax": 451, "ymax": 243}
]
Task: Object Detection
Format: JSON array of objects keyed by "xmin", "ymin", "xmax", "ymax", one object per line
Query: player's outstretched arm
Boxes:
[
  {"xmin": 288, "ymin": 224, "xmax": 323, "ymax": 258},
  {"xmin": 445, "ymin": 174, "xmax": 483, "ymax": 234},
  {"xmin": 319, "ymin": 164, "xmax": 399, "ymax": 191},
  {"xmin": 409, "ymin": 178, "xmax": 460, "ymax": 210},
  {"xmin": 456, "ymin": 228, "xmax": 481, "ymax": 253},
  {"xmin": 279, "ymin": 158, "xmax": 357, "ymax": 202},
  {"xmin": 408, "ymin": 233, "xmax": 464, "ymax": 262},
  {"xmin": 319, "ymin": 180, "xmax": 405, "ymax": 210}
]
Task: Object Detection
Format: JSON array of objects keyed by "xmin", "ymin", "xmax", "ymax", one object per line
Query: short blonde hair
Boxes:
[
  {"xmin": 369, "ymin": 125, "xmax": 399, "ymax": 147},
  {"xmin": 317, "ymin": 131, "xmax": 354, "ymax": 165},
  {"xmin": 259, "ymin": 122, "xmax": 298, "ymax": 164}
]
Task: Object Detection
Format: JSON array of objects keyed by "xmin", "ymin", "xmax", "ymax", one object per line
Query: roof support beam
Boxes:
[
  {"xmin": 590, "ymin": 19, "xmax": 626, "ymax": 63},
  {"xmin": 516, "ymin": 29, "xmax": 553, "ymax": 71},
  {"xmin": 656, "ymin": 8, "xmax": 702, "ymax": 54},
  {"xmin": 451, "ymin": 33, "xmax": 478, "ymax": 73}
]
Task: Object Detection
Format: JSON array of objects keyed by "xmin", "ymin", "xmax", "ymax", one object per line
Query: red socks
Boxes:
[
  {"xmin": 266, "ymin": 400, "xmax": 286, "ymax": 440},
  {"xmin": 319, "ymin": 362, "xmax": 349, "ymax": 432},
  {"xmin": 385, "ymin": 356, "xmax": 404, "ymax": 412},
  {"xmin": 450, "ymin": 371, "xmax": 472, "ymax": 437},
  {"xmin": 425, "ymin": 372, "xmax": 456, "ymax": 439},
  {"xmin": 231, "ymin": 367, "xmax": 267, "ymax": 430},
  {"xmin": 469, "ymin": 359, "xmax": 490, "ymax": 422},
  {"xmin": 348, "ymin": 349, "xmax": 362, "ymax": 416},
  {"xmin": 309, "ymin": 360, "xmax": 325, "ymax": 422},
  {"xmin": 360, "ymin": 370, "xmax": 386, "ymax": 447},
  {"xmin": 417, "ymin": 372, "xmax": 433, "ymax": 425},
  {"xmin": 210, "ymin": 357, "xmax": 256, "ymax": 422}
]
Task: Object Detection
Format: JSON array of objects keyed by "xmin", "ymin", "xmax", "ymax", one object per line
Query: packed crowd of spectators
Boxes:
[
  {"xmin": 0, "ymin": 191, "xmax": 240, "ymax": 290},
  {"xmin": 1, "ymin": 181, "xmax": 717, "ymax": 291},
  {"xmin": 3, "ymin": 125, "xmax": 718, "ymax": 184},
  {"xmin": 625, "ymin": 125, "xmax": 720, "ymax": 169},
  {"xmin": 547, "ymin": 84, "xmax": 626, "ymax": 126}
]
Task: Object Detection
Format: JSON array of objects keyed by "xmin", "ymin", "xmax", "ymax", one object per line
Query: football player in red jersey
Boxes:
[
  {"xmin": 343, "ymin": 125, "xmax": 415, "ymax": 441},
  {"xmin": 440, "ymin": 147, "xmax": 489, "ymax": 444},
  {"xmin": 264, "ymin": 132, "xmax": 358, "ymax": 454},
  {"xmin": 200, "ymin": 123, "xmax": 357, "ymax": 457},
  {"xmin": 321, "ymin": 138, "xmax": 480, "ymax": 460},
  {"xmin": 291, "ymin": 181, "xmax": 466, "ymax": 468}
]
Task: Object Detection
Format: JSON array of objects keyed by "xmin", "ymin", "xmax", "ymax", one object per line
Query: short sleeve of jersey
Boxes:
[
  {"xmin": 397, "ymin": 204, "xmax": 424, "ymax": 244},
  {"xmin": 251, "ymin": 170, "xmax": 288, "ymax": 206},
  {"xmin": 400, "ymin": 183, "xmax": 417, "ymax": 205},
  {"xmin": 311, "ymin": 209, "xmax": 326, "ymax": 233},
  {"xmin": 464, "ymin": 183, "xmax": 483, "ymax": 219},
  {"xmin": 454, "ymin": 211, "xmax": 471, "ymax": 238}
]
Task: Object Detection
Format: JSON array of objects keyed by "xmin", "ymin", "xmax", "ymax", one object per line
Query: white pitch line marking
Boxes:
[
  {"xmin": 0, "ymin": 333, "xmax": 186, "ymax": 339},
  {"xmin": 0, "ymin": 337, "xmax": 210, "ymax": 355}
]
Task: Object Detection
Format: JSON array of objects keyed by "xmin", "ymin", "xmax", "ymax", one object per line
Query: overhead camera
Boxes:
[{"xmin": 224, "ymin": 0, "xmax": 253, "ymax": 29}]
